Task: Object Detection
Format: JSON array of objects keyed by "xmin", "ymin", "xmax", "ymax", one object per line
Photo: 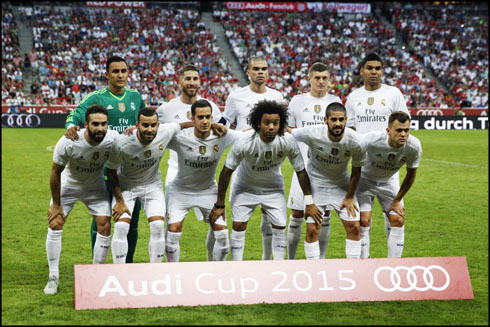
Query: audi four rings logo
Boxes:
[
  {"xmin": 416, "ymin": 109, "xmax": 444, "ymax": 116},
  {"xmin": 1, "ymin": 113, "xmax": 41, "ymax": 128},
  {"xmin": 374, "ymin": 265, "xmax": 450, "ymax": 292}
]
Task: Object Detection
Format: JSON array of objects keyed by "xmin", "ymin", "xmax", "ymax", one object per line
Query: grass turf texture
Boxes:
[{"xmin": 1, "ymin": 128, "xmax": 488, "ymax": 325}]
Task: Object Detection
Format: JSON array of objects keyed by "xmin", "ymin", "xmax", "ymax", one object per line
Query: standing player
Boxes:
[
  {"xmin": 44, "ymin": 105, "xmax": 119, "ymax": 295},
  {"xmin": 165, "ymin": 100, "xmax": 240, "ymax": 262},
  {"xmin": 64, "ymin": 56, "xmax": 145, "ymax": 263},
  {"xmin": 286, "ymin": 62, "xmax": 342, "ymax": 259},
  {"xmin": 156, "ymin": 63, "xmax": 228, "ymax": 261},
  {"xmin": 107, "ymin": 108, "xmax": 189, "ymax": 263},
  {"xmin": 209, "ymin": 100, "xmax": 323, "ymax": 261},
  {"xmin": 357, "ymin": 111, "xmax": 422, "ymax": 257},
  {"xmin": 223, "ymin": 55, "xmax": 285, "ymax": 260},
  {"xmin": 345, "ymin": 52, "xmax": 411, "ymax": 258},
  {"xmin": 290, "ymin": 103, "xmax": 366, "ymax": 259}
]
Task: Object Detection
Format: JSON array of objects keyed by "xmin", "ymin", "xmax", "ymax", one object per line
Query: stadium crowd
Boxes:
[{"xmin": 1, "ymin": 1, "xmax": 488, "ymax": 109}]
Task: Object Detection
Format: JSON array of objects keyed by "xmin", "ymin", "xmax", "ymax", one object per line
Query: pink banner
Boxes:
[
  {"xmin": 2, "ymin": 105, "xmax": 75, "ymax": 114},
  {"xmin": 74, "ymin": 256, "xmax": 473, "ymax": 310},
  {"xmin": 85, "ymin": 1, "xmax": 146, "ymax": 8},
  {"xmin": 226, "ymin": 2, "xmax": 307, "ymax": 12}
]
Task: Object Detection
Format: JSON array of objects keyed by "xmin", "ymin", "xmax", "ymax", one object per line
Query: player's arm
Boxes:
[
  {"xmin": 106, "ymin": 168, "xmax": 131, "ymax": 222},
  {"xmin": 388, "ymin": 167, "xmax": 417, "ymax": 218},
  {"xmin": 340, "ymin": 166, "xmax": 361, "ymax": 217},
  {"xmin": 295, "ymin": 168, "xmax": 323, "ymax": 224},
  {"xmin": 208, "ymin": 166, "xmax": 234, "ymax": 225},
  {"xmin": 47, "ymin": 163, "xmax": 65, "ymax": 223},
  {"xmin": 64, "ymin": 101, "xmax": 89, "ymax": 140},
  {"xmin": 211, "ymin": 122, "xmax": 228, "ymax": 137}
]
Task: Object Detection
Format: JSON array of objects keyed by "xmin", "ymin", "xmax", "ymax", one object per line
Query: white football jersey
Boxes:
[
  {"xmin": 225, "ymin": 130, "xmax": 304, "ymax": 194},
  {"xmin": 53, "ymin": 129, "xmax": 120, "ymax": 187},
  {"xmin": 106, "ymin": 123, "xmax": 181, "ymax": 187},
  {"xmin": 167, "ymin": 129, "xmax": 241, "ymax": 192},
  {"xmin": 288, "ymin": 92, "xmax": 342, "ymax": 159},
  {"xmin": 223, "ymin": 85, "xmax": 284, "ymax": 131},
  {"xmin": 155, "ymin": 96, "xmax": 223, "ymax": 173},
  {"xmin": 361, "ymin": 131, "xmax": 422, "ymax": 182},
  {"xmin": 345, "ymin": 84, "xmax": 409, "ymax": 134},
  {"xmin": 292, "ymin": 126, "xmax": 366, "ymax": 188}
]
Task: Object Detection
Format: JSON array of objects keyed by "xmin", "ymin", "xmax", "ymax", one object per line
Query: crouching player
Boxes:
[{"xmin": 44, "ymin": 104, "xmax": 119, "ymax": 295}]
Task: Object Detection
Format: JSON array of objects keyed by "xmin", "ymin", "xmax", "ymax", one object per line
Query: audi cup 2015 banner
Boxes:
[{"xmin": 74, "ymin": 257, "xmax": 473, "ymax": 310}]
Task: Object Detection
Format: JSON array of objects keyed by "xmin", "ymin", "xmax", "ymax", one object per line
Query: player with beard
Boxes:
[
  {"xmin": 44, "ymin": 105, "xmax": 119, "ymax": 295},
  {"xmin": 223, "ymin": 56, "xmax": 285, "ymax": 260},
  {"xmin": 345, "ymin": 52, "xmax": 411, "ymax": 258},
  {"xmin": 209, "ymin": 100, "xmax": 322, "ymax": 261},
  {"xmin": 289, "ymin": 102, "xmax": 366, "ymax": 259},
  {"xmin": 64, "ymin": 56, "xmax": 145, "ymax": 264},
  {"xmin": 156, "ymin": 64, "xmax": 228, "ymax": 261}
]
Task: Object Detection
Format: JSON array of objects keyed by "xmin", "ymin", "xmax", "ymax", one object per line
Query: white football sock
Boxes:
[
  {"xmin": 287, "ymin": 216, "xmax": 303, "ymax": 259},
  {"xmin": 261, "ymin": 213, "xmax": 273, "ymax": 260},
  {"xmin": 149, "ymin": 220, "xmax": 165, "ymax": 263},
  {"xmin": 384, "ymin": 212, "xmax": 391, "ymax": 241},
  {"xmin": 271, "ymin": 228, "xmax": 287, "ymax": 260},
  {"xmin": 206, "ymin": 225, "xmax": 215, "ymax": 261},
  {"xmin": 360, "ymin": 226, "xmax": 371, "ymax": 259},
  {"xmin": 387, "ymin": 226, "xmax": 404, "ymax": 258},
  {"xmin": 319, "ymin": 215, "xmax": 331, "ymax": 259},
  {"xmin": 165, "ymin": 231, "xmax": 181, "ymax": 262},
  {"xmin": 345, "ymin": 239, "xmax": 361, "ymax": 259},
  {"xmin": 46, "ymin": 228, "xmax": 62, "ymax": 278},
  {"xmin": 112, "ymin": 222, "xmax": 129, "ymax": 263},
  {"xmin": 213, "ymin": 229, "xmax": 230, "ymax": 261},
  {"xmin": 230, "ymin": 230, "xmax": 246, "ymax": 261},
  {"xmin": 93, "ymin": 233, "xmax": 111, "ymax": 264},
  {"xmin": 304, "ymin": 240, "xmax": 320, "ymax": 259}
]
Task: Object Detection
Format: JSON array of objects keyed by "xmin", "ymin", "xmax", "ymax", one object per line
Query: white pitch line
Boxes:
[{"xmin": 422, "ymin": 158, "xmax": 488, "ymax": 169}]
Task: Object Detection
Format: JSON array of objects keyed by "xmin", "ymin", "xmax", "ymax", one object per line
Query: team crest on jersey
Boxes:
[
  {"xmin": 131, "ymin": 102, "xmax": 136, "ymax": 111},
  {"xmin": 314, "ymin": 105, "xmax": 321, "ymax": 113},
  {"xmin": 92, "ymin": 152, "xmax": 99, "ymax": 160},
  {"xmin": 381, "ymin": 99, "xmax": 386, "ymax": 106},
  {"xmin": 187, "ymin": 111, "xmax": 192, "ymax": 120},
  {"xmin": 159, "ymin": 144, "xmax": 164, "ymax": 153},
  {"xmin": 331, "ymin": 148, "xmax": 339, "ymax": 156},
  {"xmin": 367, "ymin": 97, "xmax": 374, "ymax": 106},
  {"xmin": 118, "ymin": 103, "xmax": 125, "ymax": 112},
  {"xmin": 144, "ymin": 150, "xmax": 152, "ymax": 158},
  {"xmin": 265, "ymin": 151, "xmax": 272, "ymax": 159},
  {"xmin": 343, "ymin": 150, "xmax": 351, "ymax": 157},
  {"xmin": 199, "ymin": 146, "xmax": 206, "ymax": 155},
  {"xmin": 388, "ymin": 153, "xmax": 396, "ymax": 161},
  {"xmin": 277, "ymin": 151, "xmax": 284, "ymax": 158},
  {"xmin": 104, "ymin": 151, "xmax": 110, "ymax": 159},
  {"xmin": 213, "ymin": 144, "xmax": 219, "ymax": 153}
]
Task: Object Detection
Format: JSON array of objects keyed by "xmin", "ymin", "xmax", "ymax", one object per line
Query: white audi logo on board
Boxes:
[
  {"xmin": 374, "ymin": 265, "xmax": 450, "ymax": 292},
  {"xmin": 416, "ymin": 109, "xmax": 444, "ymax": 116},
  {"xmin": 1, "ymin": 113, "xmax": 41, "ymax": 128}
]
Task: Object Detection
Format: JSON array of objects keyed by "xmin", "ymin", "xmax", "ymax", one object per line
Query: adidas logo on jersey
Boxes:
[
  {"xmin": 357, "ymin": 102, "xmax": 362, "ymax": 106},
  {"xmin": 186, "ymin": 147, "xmax": 193, "ymax": 152},
  {"xmin": 303, "ymin": 108, "xmax": 309, "ymax": 112},
  {"xmin": 174, "ymin": 114, "xmax": 180, "ymax": 119},
  {"xmin": 107, "ymin": 105, "xmax": 114, "ymax": 110}
]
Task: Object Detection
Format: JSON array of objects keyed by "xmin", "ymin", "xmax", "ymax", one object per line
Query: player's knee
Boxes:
[
  {"xmin": 390, "ymin": 216, "xmax": 404, "ymax": 227},
  {"xmin": 168, "ymin": 222, "xmax": 182, "ymax": 233},
  {"xmin": 49, "ymin": 217, "xmax": 65, "ymax": 230},
  {"xmin": 233, "ymin": 222, "xmax": 247, "ymax": 231},
  {"xmin": 345, "ymin": 222, "xmax": 360, "ymax": 239},
  {"xmin": 96, "ymin": 218, "xmax": 111, "ymax": 236},
  {"xmin": 360, "ymin": 215, "xmax": 371, "ymax": 227},
  {"xmin": 291, "ymin": 209, "xmax": 304, "ymax": 219}
]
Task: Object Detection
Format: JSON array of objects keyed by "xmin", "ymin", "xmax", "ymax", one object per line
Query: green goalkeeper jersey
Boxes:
[{"xmin": 65, "ymin": 87, "xmax": 145, "ymax": 133}]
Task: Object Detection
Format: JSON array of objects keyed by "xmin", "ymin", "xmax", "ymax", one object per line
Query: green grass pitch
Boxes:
[{"xmin": 1, "ymin": 128, "xmax": 488, "ymax": 325}]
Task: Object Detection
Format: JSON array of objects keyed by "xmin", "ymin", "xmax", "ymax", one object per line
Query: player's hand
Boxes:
[
  {"xmin": 122, "ymin": 126, "xmax": 136, "ymax": 136},
  {"xmin": 340, "ymin": 197, "xmax": 359, "ymax": 218},
  {"xmin": 211, "ymin": 123, "xmax": 228, "ymax": 137},
  {"xmin": 113, "ymin": 201, "xmax": 131, "ymax": 222},
  {"xmin": 285, "ymin": 126, "xmax": 292, "ymax": 134},
  {"xmin": 208, "ymin": 207, "xmax": 225, "ymax": 226},
  {"xmin": 47, "ymin": 203, "xmax": 65, "ymax": 224},
  {"xmin": 387, "ymin": 200, "xmax": 405, "ymax": 218},
  {"xmin": 65, "ymin": 126, "xmax": 80, "ymax": 140},
  {"xmin": 305, "ymin": 204, "xmax": 323, "ymax": 225}
]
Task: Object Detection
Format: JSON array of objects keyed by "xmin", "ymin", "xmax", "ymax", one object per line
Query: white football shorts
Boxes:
[
  {"xmin": 305, "ymin": 184, "xmax": 360, "ymax": 223},
  {"xmin": 357, "ymin": 177, "xmax": 403, "ymax": 215},
  {"xmin": 114, "ymin": 180, "xmax": 166, "ymax": 219},
  {"xmin": 287, "ymin": 172, "xmax": 305, "ymax": 210},
  {"xmin": 54, "ymin": 183, "xmax": 111, "ymax": 217}
]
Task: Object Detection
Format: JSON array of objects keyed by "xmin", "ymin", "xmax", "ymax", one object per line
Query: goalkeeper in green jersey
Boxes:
[{"xmin": 64, "ymin": 56, "xmax": 145, "ymax": 263}]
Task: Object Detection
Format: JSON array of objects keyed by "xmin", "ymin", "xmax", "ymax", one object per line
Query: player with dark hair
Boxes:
[
  {"xmin": 286, "ymin": 62, "xmax": 342, "ymax": 259},
  {"xmin": 44, "ymin": 104, "xmax": 120, "ymax": 294},
  {"xmin": 63, "ymin": 55, "xmax": 145, "ymax": 263},
  {"xmin": 357, "ymin": 111, "xmax": 422, "ymax": 257},
  {"xmin": 223, "ymin": 55, "xmax": 285, "ymax": 260},
  {"xmin": 290, "ymin": 102, "xmax": 366, "ymax": 259},
  {"xmin": 209, "ymin": 100, "xmax": 322, "ymax": 261},
  {"xmin": 345, "ymin": 52, "xmax": 411, "ymax": 258}
]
